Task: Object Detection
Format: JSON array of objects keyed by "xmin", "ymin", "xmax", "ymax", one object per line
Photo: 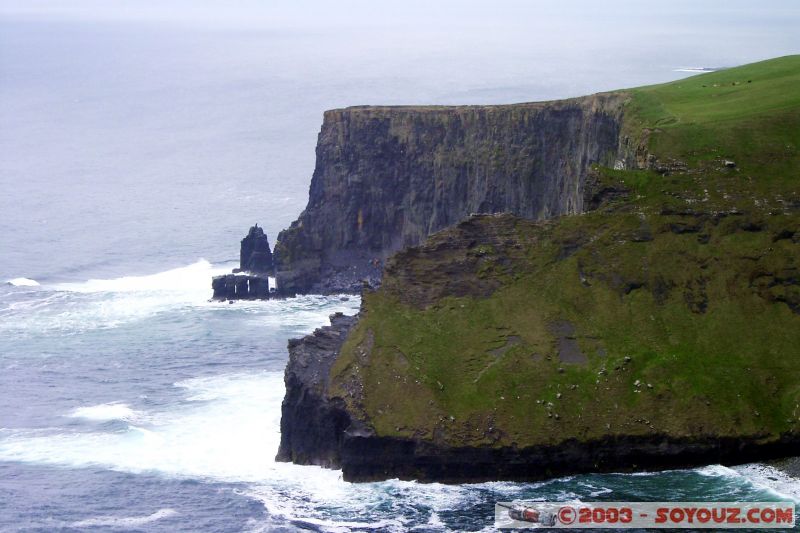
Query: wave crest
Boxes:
[
  {"xmin": 53, "ymin": 259, "xmax": 231, "ymax": 294},
  {"xmin": 71, "ymin": 508, "xmax": 177, "ymax": 528},
  {"xmin": 6, "ymin": 277, "xmax": 39, "ymax": 287},
  {"xmin": 68, "ymin": 403, "xmax": 140, "ymax": 422}
]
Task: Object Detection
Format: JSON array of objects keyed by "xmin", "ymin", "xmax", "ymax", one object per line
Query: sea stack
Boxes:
[
  {"xmin": 237, "ymin": 224, "xmax": 274, "ymax": 274},
  {"xmin": 212, "ymin": 224, "xmax": 274, "ymax": 300}
]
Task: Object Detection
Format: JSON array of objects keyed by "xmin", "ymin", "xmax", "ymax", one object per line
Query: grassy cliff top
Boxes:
[
  {"xmin": 328, "ymin": 56, "xmax": 800, "ymax": 449},
  {"xmin": 627, "ymin": 55, "xmax": 800, "ymax": 183},
  {"xmin": 326, "ymin": 54, "xmax": 799, "ymax": 179}
]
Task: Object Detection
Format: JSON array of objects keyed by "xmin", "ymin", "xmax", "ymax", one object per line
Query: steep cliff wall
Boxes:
[
  {"xmin": 276, "ymin": 57, "xmax": 800, "ymax": 483},
  {"xmin": 274, "ymin": 94, "xmax": 626, "ymax": 294},
  {"xmin": 276, "ymin": 312, "xmax": 358, "ymax": 467}
]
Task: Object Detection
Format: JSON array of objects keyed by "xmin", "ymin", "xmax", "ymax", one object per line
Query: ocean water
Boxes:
[{"xmin": 2, "ymin": 1, "xmax": 800, "ymax": 531}]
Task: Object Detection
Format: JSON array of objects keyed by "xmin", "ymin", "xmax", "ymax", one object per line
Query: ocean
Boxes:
[{"xmin": 1, "ymin": 1, "xmax": 799, "ymax": 531}]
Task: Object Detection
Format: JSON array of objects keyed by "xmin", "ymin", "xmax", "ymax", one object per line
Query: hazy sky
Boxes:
[
  {"xmin": 2, "ymin": 1, "xmax": 797, "ymax": 102},
  {"xmin": 2, "ymin": 1, "xmax": 800, "ymax": 31}
]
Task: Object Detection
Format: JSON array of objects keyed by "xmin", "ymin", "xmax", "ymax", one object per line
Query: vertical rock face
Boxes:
[
  {"xmin": 276, "ymin": 312, "xmax": 359, "ymax": 467},
  {"xmin": 211, "ymin": 273, "xmax": 270, "ymax": 300},
  {"xmin": 211, "ymin": 224, "xmax": 273, "ymax": 300},
  {"xmin": 274, "ymin": 94, "xmax": 626, "ymax": 294},
  {"xmin": 238, "ymin": 224, "xmax": 274, "ymax": 274}
]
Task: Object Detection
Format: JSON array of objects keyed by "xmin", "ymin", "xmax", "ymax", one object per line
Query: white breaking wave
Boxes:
[
  {"xmin": 1, "ymin": 259, "xmax": 226, "ymax": 334},
  {"xmin": 733, "ymin": 463, "xmax": 800, "ymax": 502},
  {"xmin": 697, "ymin": 463, "xmax": 800, "ymax": 502},
  {"xmin": 696, "ymin": 464, "xmax": 739, "ymax": 478},
  {"xmin": 71, "ymin": 508, "xmax": 178, "ymax": 528},
  {"xmin": 0, "ymin": 367, "xmax": 479, "ymax": 532},
  {"xmin": 0, "ymin": 260, "xmax": 359, "ymax": 335},
  {"xmin": 68, "ymin": 402, "xmax": 140, "ymax": 422},
  {"xmin": 6, "ymin": 277, "xmax": 39, "ymax": 287},
  {"xmin": 0, "ymin": 371, "xmax": 290, "ymax": 482},
  {"xmin": 6, "ymin": 363, "xmax": 791, "ymax": 531},
  {"xmin": 52, "ymin": 259, "xmax": 230, "ymax": 294}
]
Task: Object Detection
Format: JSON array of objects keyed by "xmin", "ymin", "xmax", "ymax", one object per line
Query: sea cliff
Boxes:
[
  {"xmin": 277, "ymin": 56, "xmax": 800, "ymax": 482},
  {"xmin": 273, "ymin": 94, "xmax": 627, "ymax": 294}
]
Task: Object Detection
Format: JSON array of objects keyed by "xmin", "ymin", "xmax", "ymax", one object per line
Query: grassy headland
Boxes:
[{"xmin": 329, "ymin": 56, "xmax": 800, "ymax": 450}]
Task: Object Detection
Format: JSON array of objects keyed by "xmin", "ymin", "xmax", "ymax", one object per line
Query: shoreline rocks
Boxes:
[
  {"xmin": 211, "ymin": 273, "xmax": 271, "ymax": 300},
  {"xmin": 212, "ymin": 224, "xmax": 275, "ymax": 300}
]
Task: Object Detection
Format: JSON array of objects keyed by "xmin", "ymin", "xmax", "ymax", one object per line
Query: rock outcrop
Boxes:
[
  {"xmin": 237, "ymin": 224, "xmax": 274, "ymax": 274},
  {"xmin": 276, "ymin": 312, "xmax": 360, "ymax": 466},
  {"xmin": 212, "ymin": 224, "xmax": 274, "ymax": 300},
  {"xmin": 211, "ymin": 273, "xmax": 270, "ymax": 300},
  {"xmin": 273, "ymin": 94, "xmax": 627, "ymax": 294}
]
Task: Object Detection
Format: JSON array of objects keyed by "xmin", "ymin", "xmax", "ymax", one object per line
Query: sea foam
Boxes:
[
  {"xmin": 733, "ymin": 463, "xmax": 800, "ymax": 502},
  {"xmin": 0, "ymin": 371, "xmax": 310, "ymax": 482},
  {"xmin": 0, "ymin": 260, "xmax": 234, "ymax": 334},
  {"xmin": 52, "ymin": 259, "xmax": 231, "ymax": 294},
  {"xmin": 68, "ymin": 403, "xmax": 140, "ymax": 422},
  {"xmin": 1, "ymin": 260, "xmax": 358, "ymax": 335},
  {"xmin": 71, "ymin": 508, "xmax": 178, "ymax": 528},
  {"xmin": 6, "ymin": 277, "xmax": 40, "ymax": 287}
]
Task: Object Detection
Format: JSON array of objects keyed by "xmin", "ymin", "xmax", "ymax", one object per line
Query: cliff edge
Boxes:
[
  {"xmin": 273, "ymin": 93, "xmax": 627, "ymax": 294},
  {"xmin": 277, "ymin": 56, "xmax": 800, "ymax": 482}
]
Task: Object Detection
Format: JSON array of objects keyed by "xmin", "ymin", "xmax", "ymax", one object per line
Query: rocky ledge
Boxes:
[
  {"xmin": 338, "ymin": 433, "xmax": 800, "ymax": 483},
  {"xmin": 211, "ymin": 273, "xmax": 271, "ymax": 300}
]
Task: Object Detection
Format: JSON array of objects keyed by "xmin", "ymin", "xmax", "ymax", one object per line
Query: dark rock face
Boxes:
[
  {"xmin": 276, "ymin": 312, "xmax": 359, "ymax": 466},
  {"xmin": 238, "ymin": 224, "xmax": 274, "ymax": 274},
  {"xmin": 380, "ymin": 213, "xmax": 539, "ymax": 308},
  {"xmin": 211, "ymin": 224, "xmax": 274, "ymax": 300},
  {"xmin": 274, "ymin": 95, "xmax": 626, "ymax": 294},
  {"xmin": 211, "ymin": 273, "xmax": 270, "ymax": 300},
  {"xmin": 339, "ymin": 433, "xmax": 800, "ymax": 483}
]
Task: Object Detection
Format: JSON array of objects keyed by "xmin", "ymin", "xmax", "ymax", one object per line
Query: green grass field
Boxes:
[{"xmin": 628, "ymin": 55, "xmax": 800, "ymax": 181}]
